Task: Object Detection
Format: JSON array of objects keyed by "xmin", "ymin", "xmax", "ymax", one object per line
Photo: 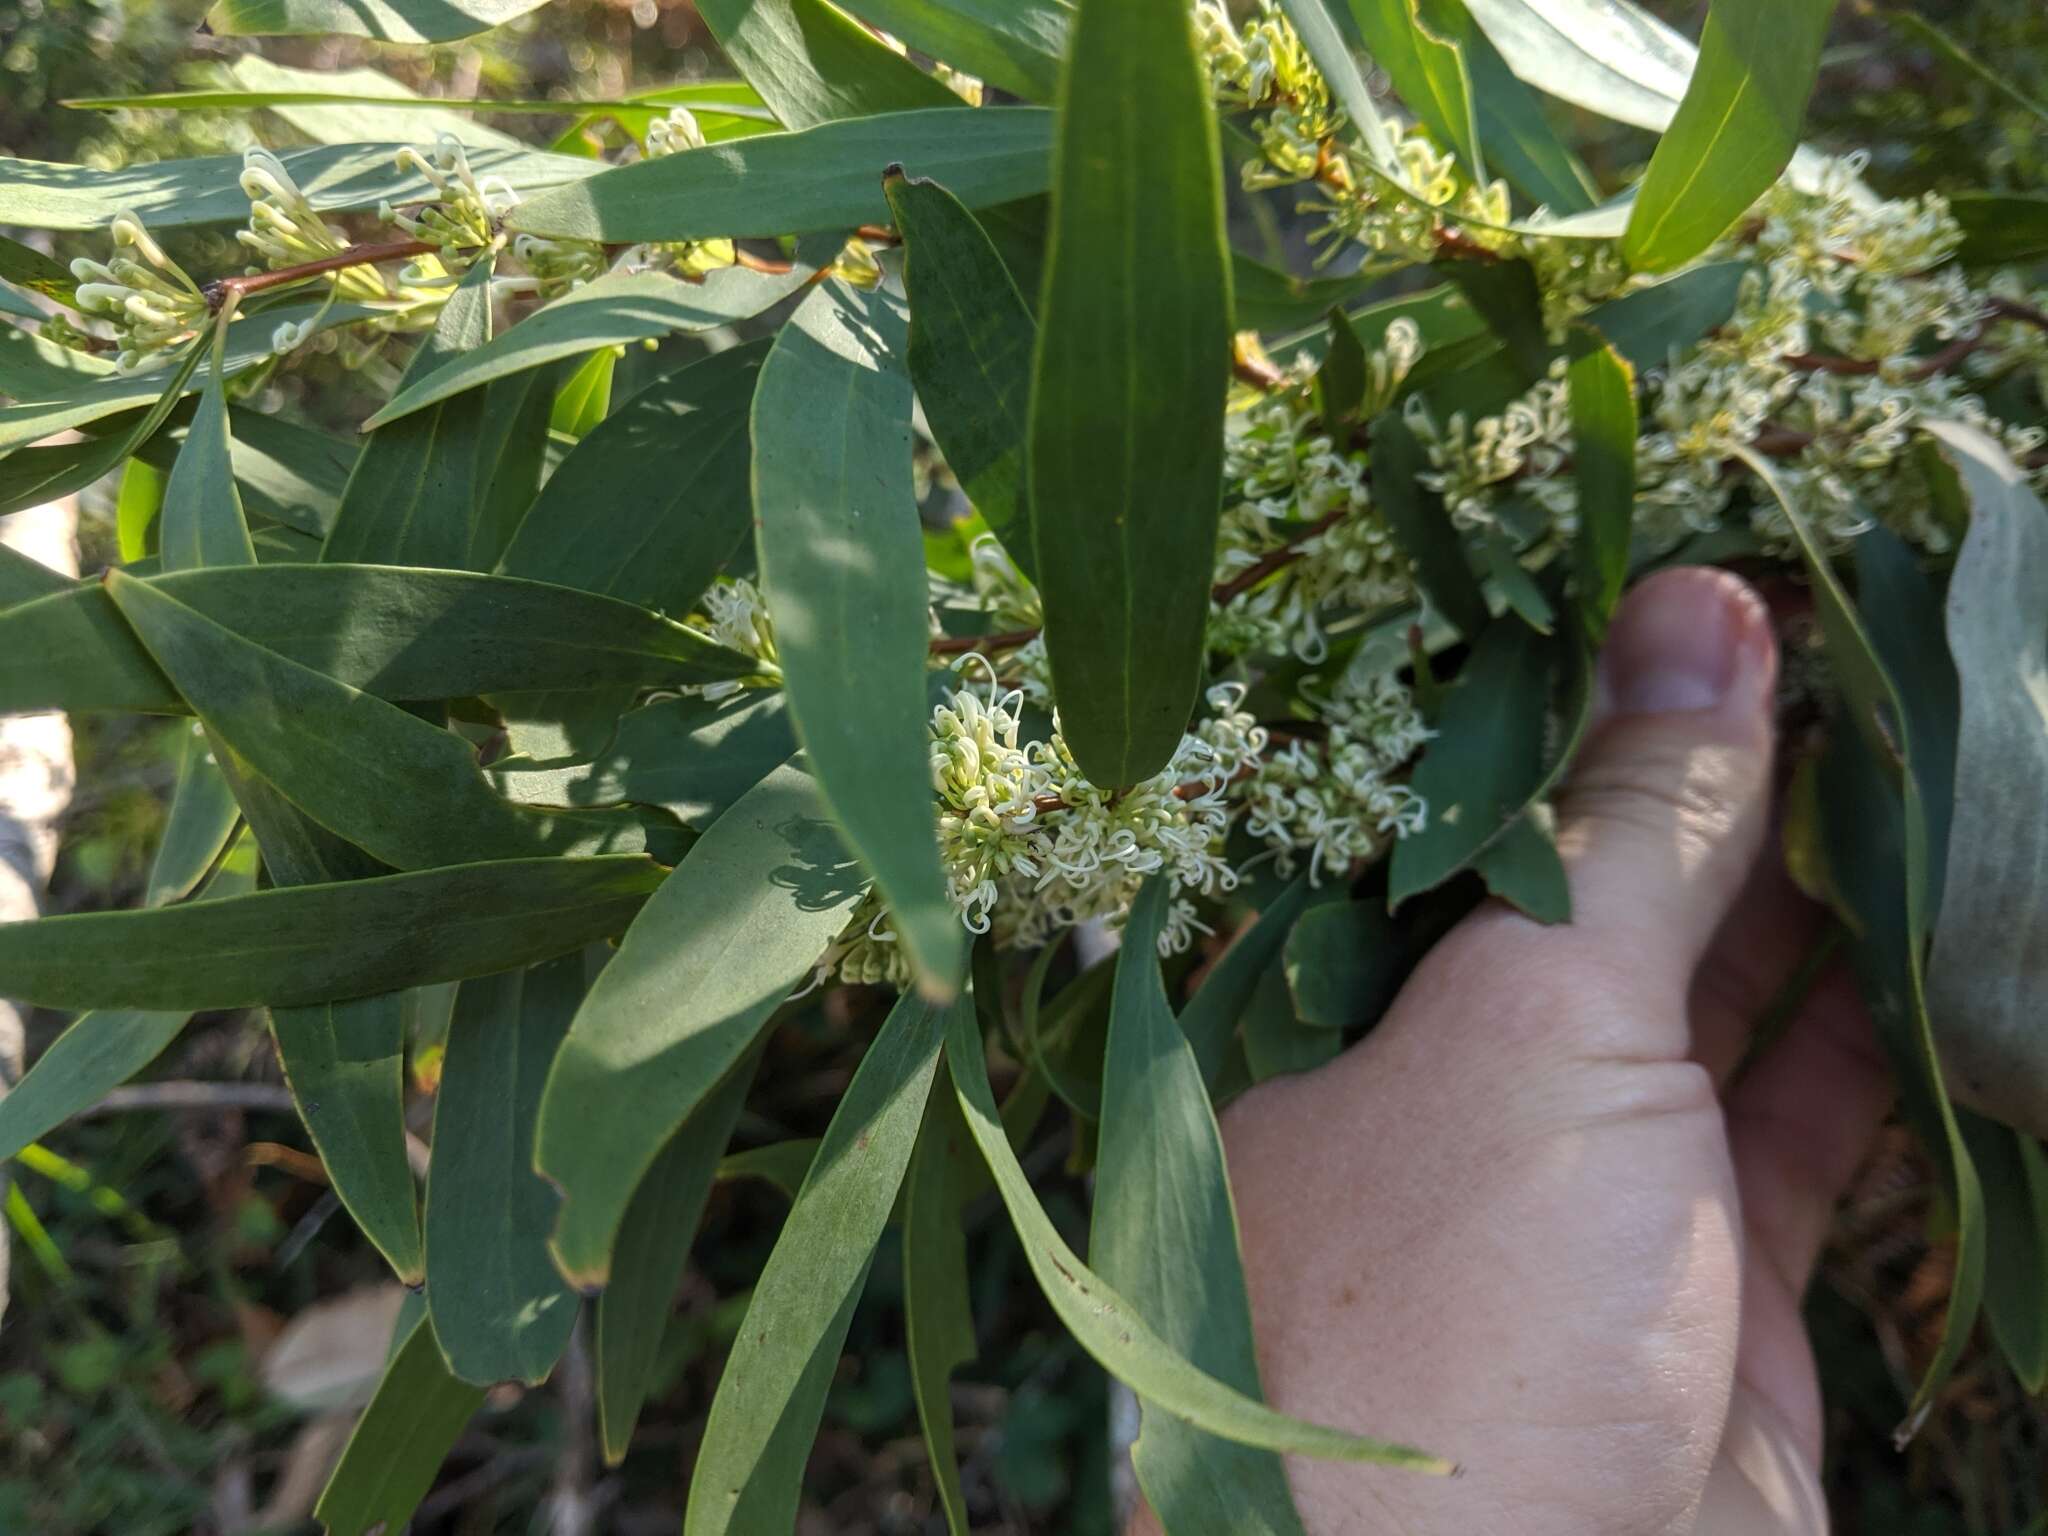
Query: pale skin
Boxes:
[{"xmin": 1142, "ymin": 567, "xmax": 1893, "ymax": 1535}]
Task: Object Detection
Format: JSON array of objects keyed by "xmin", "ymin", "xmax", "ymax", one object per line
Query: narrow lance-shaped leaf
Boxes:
[
  {"xmin": 597, "ymin": 1050, "xmax": 761, "ymax": 1463},
  {"xmin": 945, "ymin": 996, "xmax": 1452, "ymax": 1470},
  {"xmin": 0, "ymin": 1012, "xmax": 191, "ymax": 1162},
  {"xmin": 1346, "ymin": 0, "xmax": 1485, "ymax": 181},
  {"xmin": 115, "ymin": 457, "xmax": 167, "ymax": 564},
  {"xmin": 0, "ymin": 543, "xmax": 72, "ymax": 609},
  {"xmin": 366, "ymin": 267, "xmax": 811, "ymax": 427},
  {"xmin": 1178, "ymin": 877, "xmax": 1312, "ymax": 1085},
  {"xmin": 1620, "ymin": 0, "xmax": 1836, "ymax": 272},
  {"xmin": 507, "ymin": 110, "xmax": 1054, "ymax": 248},
  {"xmin": 886, "ymin": 171, "xmax": 1039, "ymax": 583},
  {"xmin": 104, "ymin": 570, "xmax": 649, "ymax": 869},
  {"xmin": 1961, "ymin": 1113, "xmax": 2048, "ymax": 1395},
  {"xmin": 1919, "ymin": 420, "xmax": 2048, "ymax": 1138},
  {"xmin": 1565, "ymin": 329, "xmax": 1638, "ymax": 640},
  {"xmin": 1421, "ymin": 0, "xmax": 1596, "ymax": 212},
  {"xmin": 314, "ymin": 1311, "xmax": 486, "ymax": 1536},
  {"xmin": 426, "ymin": 958, "xmax": 583, "ymax": 1386},
  {"xmin": 1029, "ymin": 0, "xmax": 1232, "ymax": 786},
  {"xmin": 0, "ymin": 563, "xmax": 757, "ymax": 718},
  {"xmin": 1095, "ymin": 878, "xmax": 1310, "ymax": 1534},
  {"xmin": 0, "ymin": 855, "xmax": 664, "ymax": 1012},
  {"xmin": 0, "ymin": 143, "xmax": 599, "ymax": 233},
  {"xmin": 1389, "ymin": 620, "xmax": 1589, "ymax": 907},
  {"xmin": 143, "ymin": 726, "xmax": 241, "ymax": 906},
  {"xmin": 498, "ymin": 340, "xmax": 771, "ymax": 616},
  {"xmin": 1369, "ymin": 410, "xmax": 1489, "ymax": 639},
  {"xmin": 694, "ymin": 0, "xmax": 961, "ymax": 129},
  {"xmin": 159, "ymin": 355, "xmax": 257, "ymax": 573},
  {"xmin": 837, "ymin": 0, "xmax": 1068, "ymax": 102},
  {"xmin": 901, "ymin": 1073, "xmax": 978, "ymax": 1535},
  {"xmin": 323, "ymin": 256, "xmax": 496, "ymax": 569},
  {"xmin": 753, "ymin": 280, "xmax": 962, "ymax": 994},
  {"xmin": 205, "ymin": 0, "xmax": 550, "ymax": 45},
  {"xmin": 1739, "ymin": 444, "xmax": 1986, "ymax": 1420},
  {"xmin": 535, "ymin": 762, "xmax": 867, "ymax": 1288},
  {"xmin": 683, "ymin": 991, "xmax": 947, "ymax": 1535}
]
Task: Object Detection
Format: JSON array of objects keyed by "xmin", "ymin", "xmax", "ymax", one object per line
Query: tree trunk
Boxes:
[{"xmin": 0, "ymin": 497, "xmax": 80, "ymax": 1320}]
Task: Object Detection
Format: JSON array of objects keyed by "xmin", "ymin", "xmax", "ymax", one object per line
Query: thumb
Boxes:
[{"xmin": 1550, "ymin": 566, "xmax": 1779, "ymax": 996}]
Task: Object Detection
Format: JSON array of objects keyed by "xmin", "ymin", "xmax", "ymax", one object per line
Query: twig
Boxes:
[
  {"xmin": 1990, "ymin": 294, "xmax": 2048, "ymax": 332},
  {"xmin": 1212, "ymin": 507, "xmax": 1345, "ymax": 605},
  {"xmin": 930, "ymin": 626, "xmax": 1041, "ymax": 657},
  {"xmin": 1783, "ymin": 326, "xmax": 1986, "ymax": 382},
  {"xmin": 84, "ymin": 1082, "xmax": 296, "ymax": 1116},
  {"xmin": 201, "ymin": 239, "xmax": 435, "ymax": 312}
]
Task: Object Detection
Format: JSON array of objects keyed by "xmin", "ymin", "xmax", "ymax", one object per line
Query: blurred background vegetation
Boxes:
[{"xmin": 1, "ymin": 0, "xmax": 2045, "ymax": 1530}]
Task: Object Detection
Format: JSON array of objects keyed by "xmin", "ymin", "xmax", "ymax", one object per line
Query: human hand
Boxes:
[{"xmin": 1212, "ymin": 567, "xmax": 1893, "ymax": 1534}]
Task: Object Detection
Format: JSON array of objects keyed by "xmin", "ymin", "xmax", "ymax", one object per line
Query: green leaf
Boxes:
[
  {"xmin": 754, "ymin": 281, "xmax": 961, "ymax": 994},
  {"xmin": 695, "ymin": 0, "xmax": 963, "ymax": 128},
  {"xmin": 493, "ymin": 693, "xmax": 797, "ymax": 832},
  {"xmin": 1918, "ymin": 421, "xmax": 2048, "ymax": 1139},
  {"xmin": 508, "ymin": 108, "xmax": 1051, "ymax": 247},
  {"xmin": 142, "ymin": 728, "xmax": 241, "ymax": 906},
  {"xmin": 886, "ymin": 172, "xmax": 1039, "ymax": 583},
  {"xmin": 1435, "ymin": 256, "xmax": 1550, "ymax": 379},
  {"xmin": 1583, "ymin": 261, "xmax": 1750, "ymax": 373},
  {"xmin": 0, "ymin": 1011, "xmax": 190, "ymax": 1162},
  {"xmin": 135, "ymin": 406, "xmax": 357, "ymax": 542},
  {"xmin": 717, "ymin": 1137, "xmax": 823, "ymax": 1200},
  {"xmin": 0, "ymin": 232, "xmax": 76, "ymax": 304},
  {"xmin": 104, "ymin": 570, "xmax": 647, "ymax": 869},
  {"xmin": 1094, "ymin": 878, "xmax": 1309, "ymax": 1533},
  {"xmin": 838, "ymin": 0, "xmax": 1068, "ymax": 102},
  {"xmin": 0, "ymin": 339, "xmax": 203, "ymax": 518},
  {"xmin": 367, "ymin": 269, "xmax": 808, "ymax": 429},
  {"xmin": 206, "ymin": 0, "xmax": 548, "ymax": 44},
  {"xmin": 314, "ymin": 1311, "xmax": 486, "ymax": 1536},
  {"xmin": 273, "ymin": 995, "xmax": 422, "ymax": 1283},
  {"xmin": 1368, "ymin": 410, "xmax": 1488, "ymax": 639},
  {"xmin": 1347, "ymin": 0, "xmax": 1485, "ymax": 181},
  {"xmin": 1179, "ymin": 877, "xmax": 1312, "ymax": 1084},
  {"xmin": 468, "ymin": 368, "xmax": 559, "ymax": 571},
  {"xmin": 1315, "ymin": 306, "xmax": 1370, "ymax": 427},
  {"xmin": 597, "ymin": 1050, "xmax": 760, "ymax": 1463},
  {"xmin": 427, "ymin": 958, "xmax": 583, "ymax": 1385},
  {"xmin": 499, "ymin": 340, "xmax": 768, "ymax": 613},
  {"xmin": 0, "ymin": 543, "xmax": 72, "ymax": 609},
  {"xmin": 1389, "ymin": 619, "xmax": 1590, "ymax": 906},
  {"xmin": 947, "ymin": 995, "xmax": 1450, "ymax": 1468},
  {"xmin": 1243, "ymin": 936, "xmax": 1343, "ymax": 1082},
  {"xmin": 1029, "ymin": 0, "xmax": 1231, "ymax": 786},
  {"xmin": 1470, "ymin": 812, "xmax": 1571, "ymax": 922},
  {"xmin": 1961, "ymin": 1114, "xmax": 2048, "ymax": 1394},
  {"xmin": 0, "ymin": 855, "xmax": 663, "ymax": 1012},
  {"xmin": 1422, "ymin": 0, "xmax": 1595, "ymax": 212},
  {"xmin": 1620, "ymin": 0, "xmax": 1835, "ymax": 272},
  {"xmin": 323, "ymin": 257, "xmax": 495, "ymax": 567},
  {"xmin": 535, "ymin": 762, "xmax": 866, "ymax": 1288},
  {"xmin": 1948, "ymin": 191, "xmax": 2048, "ymax": 268},
  {"xmin": 0, "ymin": 144, "xmax": 598, "ymax": 232},
  {"xmin": 1741, "ymin": 444, "xmax": 1986, "ymax": 1420},
  {"xmin": 159, "ymin": 376, "xmax": 257, "ymax": 573},
  {"xmin": 1881, "ymin": 8, "xmax": 2048, "ymax": 126},
  {"xmin": 1232, "ymin": 253, "xmax": 1385, "ymax": 335},
  {"xmin": 1565, "ymin": 330, "xmax": 1637, "ymax": 639},
  {"xmin": 1284, "ymin": 897, "xmax": 1404, "ymax": 1031},
  {"xmin": 549, "ymin": 347, "xmax": 615, "ymax": 438},
  {"xmin": 205, "ymin": 55, "xmax": 529, "ymax": 149},
  {"xmin": 0, "ymin": 563, "xmax": 756, "ymax": 718},
  {"xmin": 901, "ymin": 1075, "xmax": 978, "ymax": 1535},
  {"xmin": 683, "ymin": 990, "xmax": 946, "ymax": 1535}
]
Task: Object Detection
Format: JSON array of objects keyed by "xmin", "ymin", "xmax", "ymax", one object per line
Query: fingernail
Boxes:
[{"xmin": 1599, "ymin": 568, "xmax": 1774, "ymax": 717}]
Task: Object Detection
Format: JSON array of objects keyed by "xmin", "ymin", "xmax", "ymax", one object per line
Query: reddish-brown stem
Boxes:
[
  {"xmin": 1433, "ymin": 227, "xmax": 1501, "ymax": 265},
  {"xmin": 202, "ymin": 238, "xmax": 435, "ymax": 311},
  {"xmin": 1990, "ymin": 294, "xmax": 2048, "ymax": 333},
  {"xmin": 1751, "ymin": 425, "xmax": 1817, "ymax": 457},
  {"xmin": 1233, "ymin": 349, "xmax": 1287, "ymax": 391},
  {"xmin": 1784, "ymin": 327, "xmax": 1986, "ymax": 382},
  {"xmin": 733, "ymin": 248, "xmax": 795, "ymax": 275},
  {"xmin": 1212, "ymin": 507, "xmax": 1345, "ymax": 605},
  {"xmin": 929, "ymin": 626, "xmax": 1041, "ymax": 657}
]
